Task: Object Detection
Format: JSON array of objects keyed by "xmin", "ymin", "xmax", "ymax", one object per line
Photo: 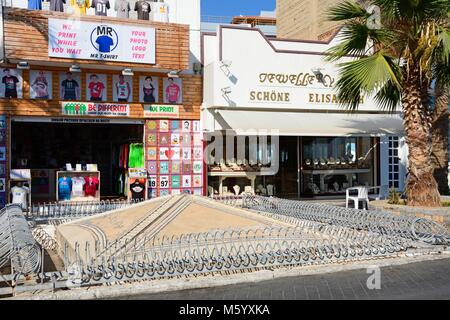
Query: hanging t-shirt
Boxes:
[
  {"xmin": 58, "ymin": 177, "xmax": 72, "ymax": 201},
  {"xmin": 135, "ymin": 0, "xmax": 151, "ymax": 20},
  {"xmin": 115, "ymin": 0, "xmax": 130, "ymax": 18},
  {"xmin": 28, "ymin": 0, "xmax": 42, "ymax": 10},
  {"xmin": 116, "ymin": 81, "xmax": 130, "ymax": 101},
  {"xmin": 143, "ymin": 84, "xmax": 155, "ymax": 103},
  {"xmin": 50, "ymin": 0, "xmax": 66, "ymax": 12},
  {"xmin": 11, "ymin": 186, "xmax": 29, "ymax": 210},
  {"xmin": 130, "ymin": 179, "xmax": 145, "ymax": 201},
  {"xmin": 128, "ymin": 143, "xmax": 144, "ymax": 168},
  {"xmin": 71, "ymin": 177, "xmax": 86, "ymax": 197},
  {"xmin": 84, "ymin": 176, "xmax": 99, "ymax": 197},
  {"xmin": 70, "ymin": 0, "xmax": 90, "ymax": 15},
  {"xmin": 61, "ymin": 79, "xmax": 79, "ymax": 100},
  {"xmin": 88, "ymin": 81, "xmax": 105, "ymax": 100},
  {"xmin": 119, "ymin": 144, "xmax": 130, "ymax": 169},
  {"xmin": 2, "ymin": 75, "xmax": 19, "ymax": 98},
  {"xmin": 166, "ymin": 83, "xmax": 180, "ymax": 103},
  {"xmin": 152, "ymin": 2, "xmax": 169, "ymax": 22},
  {"xmin": 92, "ymin": 0, "xmax": 110, "ymax": 16}
]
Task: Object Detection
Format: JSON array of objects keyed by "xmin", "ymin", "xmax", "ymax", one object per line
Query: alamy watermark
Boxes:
[
  {"xmin": 366, "ymin": 4, "xmax": 382, "ymax": 30},
  {"xmin": 366, "ymin": 265, "xmax": 381, "ymax": 290}
]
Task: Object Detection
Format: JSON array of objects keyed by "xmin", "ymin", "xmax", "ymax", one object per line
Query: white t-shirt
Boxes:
[
  {"xmin": 11, "ymin": 186, "xmax": 29, "ymax": 210},
  {"xmin": 152, "ymin": 2, "xmax": 169, "ymax": 22},
  {"xmin": 72, "ymin": 177, "xmax": 85, "ymax": 197}
]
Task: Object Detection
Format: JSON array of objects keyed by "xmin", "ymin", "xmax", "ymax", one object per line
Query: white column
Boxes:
[{"xmin": 379, "ymin": 136, "xmax": 389, "ymax": 188}]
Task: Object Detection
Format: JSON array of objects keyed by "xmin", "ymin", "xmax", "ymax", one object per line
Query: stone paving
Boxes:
[{"xmin": 125, "ymin": 258, "xmax": 450, "ymax": 300}]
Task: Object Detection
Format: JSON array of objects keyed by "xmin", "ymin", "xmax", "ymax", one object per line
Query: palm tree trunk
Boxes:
[
  {"xmin": 431, "ymin": 83, "xmax": 449, "ymax": 195},
  {"xmin": 401, "ymin": 67, "xmax": 441, "ymax": 207}
]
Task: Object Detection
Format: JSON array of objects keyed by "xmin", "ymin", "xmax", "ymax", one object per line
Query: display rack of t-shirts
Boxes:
[{"xmin": 56, "ymin": 171, "xmax": 100, "ymax": 202}]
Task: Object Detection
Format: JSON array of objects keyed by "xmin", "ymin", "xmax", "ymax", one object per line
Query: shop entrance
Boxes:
[
  {"xmin": 255, "ymin": 136, "xmax": 299, "ymax": 198},
  {"xmin": 11, "ymin": 120, "xmax": 143, "ymax": 202},
  {"xmin": 240, "ymin": 136, "xmax": 378, "ymax": 199}
]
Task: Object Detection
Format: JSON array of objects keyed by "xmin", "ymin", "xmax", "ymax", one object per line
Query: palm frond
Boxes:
[
  {"xmin": 373, "ymin": 0, "xmax": 400, "ymax": 22},
  {"xmin": 374, "ymin": 80, "xmax": 402, "ymax": 112},
  {"xmin": 437, "ymin": 29, "xmax": 450, "ymax": 62},
  {"xmin": 325, "ymin": 23, "xmax": 371, "ymax": 61},
  {"xmin": 433, "ymin": 54, "xmax": 450, "ymax": 86},
  {"xmin": 326, "ymin": 23, "xmax": 396, "ymax": 62},
  {"xmin": 334, "ymin": 51, "xmax": 402, "ymax": 111},
  {"xmin": 327, "ymin": 0, "xmax": 368, "ymax": 22}
]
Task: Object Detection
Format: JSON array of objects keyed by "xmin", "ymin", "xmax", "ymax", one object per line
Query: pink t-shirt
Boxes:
[{"xmin": 166, "ymin": 83, "xmax": 180, "ymax": 103}]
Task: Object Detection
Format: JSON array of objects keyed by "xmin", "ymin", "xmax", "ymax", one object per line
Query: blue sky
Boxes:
[{"xmin": 201, "ymin": 0, "xmax": 276, "ymax": 17}]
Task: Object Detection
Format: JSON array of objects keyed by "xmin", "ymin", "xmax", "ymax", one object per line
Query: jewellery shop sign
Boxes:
[
  {"xmin": 48, "ymin": 18, "xmax": 156, "ymax": 64},
  {"xmin": 61, "ymin": 102, "xmax": 130, "ymax": 117},
  {"xmin": 248, "ymin": 71, "xmax": 365, "ymax": 107}
]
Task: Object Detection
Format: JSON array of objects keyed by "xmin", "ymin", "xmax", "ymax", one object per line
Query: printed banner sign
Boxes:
[
  {"xmin": 61, "ymin": 102, "xmax": 130, "ymax": 117},
  {"xmin": 129, "ymin": 168, "xmax": 148, "ymax": 179},
  {"xmin": 48, "ymin": 18, "xmax": 156, "ymax": 64},
  {"xmin": 144, "ymin": 105, "xmax": 180, "ymax": 118}
]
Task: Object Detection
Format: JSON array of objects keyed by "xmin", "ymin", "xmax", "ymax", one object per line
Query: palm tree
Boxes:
[
  {"xmin": 326, "ymin": 0, "xmax": 450, "ymax": 207},
  {"xmin": 431, "ymin": 62, "xmax": 450, "ymax": 195}
]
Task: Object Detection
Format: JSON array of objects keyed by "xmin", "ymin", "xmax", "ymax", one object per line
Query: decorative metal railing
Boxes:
[
  {"xmin": 210, "ymin": 195, "xmax": 243, "ymax": 207},
  {"xmin": 56, "ymin": 224, "xmax": 411, "ymax": 287},
  {"xmin": 1, "ymin": 195, "xmax": 448, "ymax": 296},
  {"xmin": 241, "ymin": 195, "xmax": 450, "ymax": 245},
  {"xmin": 0, "ymin": 205, "xmax": 41, "ymax": 276},
  {"xmin": 27, "ymin": 199, "xmax": 142, "ymax": 223}
]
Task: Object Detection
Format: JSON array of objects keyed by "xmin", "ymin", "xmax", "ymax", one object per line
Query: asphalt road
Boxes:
[{"xmin": 124, "ymin": 258, "xmax": 450, "ymax": 300}]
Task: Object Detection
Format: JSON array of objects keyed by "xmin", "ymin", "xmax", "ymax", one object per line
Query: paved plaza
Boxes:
[{"xmin": 127, "ymin": 257, "xmax": 450, "ymax": 300}]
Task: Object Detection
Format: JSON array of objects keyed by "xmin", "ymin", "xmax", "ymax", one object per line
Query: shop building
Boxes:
[
  {"xmin": 201, "ymin": 26, "xmax": 406, "ymax": 198},
  {"xmin": 0, "ymin": 5, "xmax": 203, "ymax": 208}
]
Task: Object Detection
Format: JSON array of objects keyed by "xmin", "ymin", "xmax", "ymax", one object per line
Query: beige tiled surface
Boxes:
[
  {"xmin": 157, "ymin": 202, "xmax": 269, "ymax": 237},
  {"xmin": 56, "ymin": 199, "xmax": 163, "ymax": 246}
]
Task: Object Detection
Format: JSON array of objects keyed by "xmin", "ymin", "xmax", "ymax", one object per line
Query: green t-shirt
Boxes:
[{"xmin": 128, "ymin": 143, "xmax": 144, "ymax": 168}]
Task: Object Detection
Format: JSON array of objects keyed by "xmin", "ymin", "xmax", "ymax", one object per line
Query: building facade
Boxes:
[
  {"xmin": 201, "ymin": 25, "xmax": 407, "ymax": 198},
  {"xmin": 0, "ymin": 3, "xmax": 204, "ymax": 208},
  {"xmin": 276, "ymin": 0, "xmax": 343, "ymax": 41}
]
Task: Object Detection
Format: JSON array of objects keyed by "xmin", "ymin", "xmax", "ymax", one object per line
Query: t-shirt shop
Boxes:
[
  {"xmin": 8, "ymin": 76, "xmax": 196, "ymax": 205},
  {"xmin": 2, "ymin": 17, "xmax": 202, "ymax": 208},
  {"xmin": 11, "ymin": 110, "xmax": 145, "ymax": 203}
]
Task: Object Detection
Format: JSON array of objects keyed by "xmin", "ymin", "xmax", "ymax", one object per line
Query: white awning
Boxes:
[{"xmin": 213, "ymin": 110, "xmax": 404, "ymax": 136}]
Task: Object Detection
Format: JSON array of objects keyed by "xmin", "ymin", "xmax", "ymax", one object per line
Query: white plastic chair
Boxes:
[
  {"xmin": 346, "ymin": 186, "xmax": 369, "ymax": 210},
  {"xmin": 233, "ymin": 185, "xmax": 240, "ymax": 196}
]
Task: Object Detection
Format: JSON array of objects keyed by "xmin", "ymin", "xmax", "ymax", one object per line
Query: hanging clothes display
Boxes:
[
  {"xmin": 119, "ymin": 144, "xmax": 129, "ymax": 169},
  {"xmin": 117, "ymin": 144, "xmax": 129, "ymax": 196},
  {"xmin": 128, "ymin": 143, "xmax": 144, "ymax": 168}
]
